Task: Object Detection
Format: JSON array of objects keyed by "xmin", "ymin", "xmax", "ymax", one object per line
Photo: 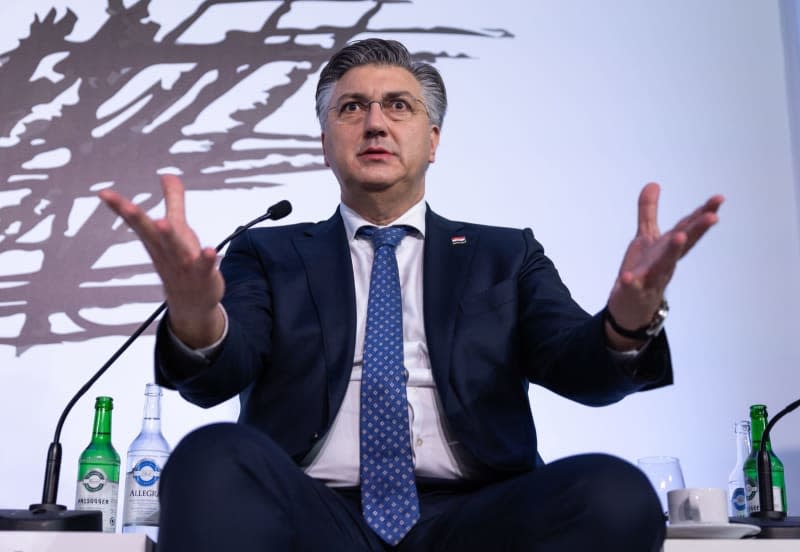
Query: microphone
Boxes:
[
  {"xmin": 264, "ymin": 199, "xmax": 292, "ymax": 221},
  {"xmin": 226, "ymin": 200, "xmax": 291, "ymax": 246},
  {"xmin": 0, "ymin": 200, "xmax": 292, "ymax": 531}
]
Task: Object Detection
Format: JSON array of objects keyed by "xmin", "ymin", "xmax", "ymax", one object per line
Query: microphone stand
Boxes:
[
  {"xmin": 0, "ymin": 200, "xmax": 291, "ymax": 531},
  {"xmin": 730, "ymin": 398, "xmax": 800, "ymax": 538}
]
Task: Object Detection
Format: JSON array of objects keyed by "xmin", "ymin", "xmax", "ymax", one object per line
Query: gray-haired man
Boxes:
[{"xmin": 101, "ymin": 38, "xmax": 723, "ymax": 551}]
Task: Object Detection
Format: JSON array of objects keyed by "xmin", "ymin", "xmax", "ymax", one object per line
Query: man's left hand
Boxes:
[{"xmin": 605, "ymin": 182, "xmax": 724, "ymax": 350}]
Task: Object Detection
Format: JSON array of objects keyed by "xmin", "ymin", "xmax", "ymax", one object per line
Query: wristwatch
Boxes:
[{"xmin": 604, "ymin": 300, "xmax": 669, "ymax": 341}]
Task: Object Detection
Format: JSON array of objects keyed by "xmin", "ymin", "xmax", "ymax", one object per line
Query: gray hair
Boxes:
[{"xmin": 315, "ymin": 38, "xmax": 447, "ymax": 129}]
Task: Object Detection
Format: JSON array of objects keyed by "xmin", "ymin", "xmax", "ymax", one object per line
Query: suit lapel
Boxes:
[
  {"xmin": 423, "ymin": 207, "xmax": 477, "ymax": 400},
  {"xmin": 293, "ymin": 211, "xmax": 356, "ymax": 424},
  {"xmin": 291, "ymin": 207, "xmax": 477, "ymax": 423}
]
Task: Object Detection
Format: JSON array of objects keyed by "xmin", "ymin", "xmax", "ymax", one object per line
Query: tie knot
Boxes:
[{"xmin": 359, "ymin": 225, "xmax": 408, "ymax": 249}]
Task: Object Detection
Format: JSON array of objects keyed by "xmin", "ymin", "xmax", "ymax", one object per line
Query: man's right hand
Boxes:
[{"xmin": 99, "ymin": 174, "xmax": 226, "ymax": 348}]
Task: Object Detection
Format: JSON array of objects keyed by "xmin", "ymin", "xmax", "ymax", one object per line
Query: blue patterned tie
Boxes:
[{"xmin": 358, "ymin": 225, "xmax": 419, "ymax": 545}]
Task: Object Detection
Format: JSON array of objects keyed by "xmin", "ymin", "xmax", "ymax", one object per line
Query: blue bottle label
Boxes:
[
  {"xmin": 731, "ymin": 487, "xmax": 746, "ymax": 512},
  {"xmin": 132, "ymin": 459, "xmax": 161, "ymax": 487},
  {"xmin": 123, "ymin": 457, "xmax": 165, "ymax": 526}
]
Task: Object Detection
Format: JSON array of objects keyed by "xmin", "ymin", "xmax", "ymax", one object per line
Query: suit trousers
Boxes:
[{"xmin": 158, "ymin": 423, "xmax": 665, "ymax": 551}]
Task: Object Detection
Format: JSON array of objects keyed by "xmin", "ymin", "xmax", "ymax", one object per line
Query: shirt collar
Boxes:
[{"xmin": 339, "ymin": 199, "xmax": 427, "ymax": 242}]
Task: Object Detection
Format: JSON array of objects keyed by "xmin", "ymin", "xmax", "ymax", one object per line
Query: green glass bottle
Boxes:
[
  {"xmin": 75, "ymin": 396, "xmax": 121, "ymax": 532},
  {"xmin": 744, "ymin": 404, "xmax": 787, "ymax": 515}
]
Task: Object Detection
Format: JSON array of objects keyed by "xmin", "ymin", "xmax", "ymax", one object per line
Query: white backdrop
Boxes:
[{"xmin": 1, "ymin": 0, "xmax": 799, "ymax": 517}]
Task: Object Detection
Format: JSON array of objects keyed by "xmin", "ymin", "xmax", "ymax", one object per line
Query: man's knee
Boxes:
[
  {"xmin": 513, "ymin": 454, "xmax": 664, "ymax": 550},
  {"xmin": 573, "ymin": 454, "xmax": 665, "ymax": 549},
  {"xmin": 161, "ymin": 422, "xmax": 292, "ymax": 497},
  {"xmin": 577, "ymin": 454, "xmax": 661, "ymax": 517},
  {"xmin": 165, "ymin": 423, "xmax": 247, "ymax": 478}
]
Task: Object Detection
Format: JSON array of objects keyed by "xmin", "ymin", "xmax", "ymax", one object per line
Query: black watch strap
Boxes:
[{"xmin": 603, "ymin": 300, "xmax": 669, "ymax": 340}]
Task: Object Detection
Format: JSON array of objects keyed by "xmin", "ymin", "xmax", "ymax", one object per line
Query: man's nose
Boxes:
[{"xmin": 363, "ymin": 101, "xmax": 388, "ymax": 136}]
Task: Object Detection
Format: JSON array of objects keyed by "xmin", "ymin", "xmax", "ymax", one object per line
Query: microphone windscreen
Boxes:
[{"xmin": 267, "ymin": 200, "xmax": 292, "ymax": 220}]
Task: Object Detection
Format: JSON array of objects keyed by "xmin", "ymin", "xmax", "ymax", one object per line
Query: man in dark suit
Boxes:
[{"xmin": 100, "ymin": 39, "xmax": 723, "ymax": 551}]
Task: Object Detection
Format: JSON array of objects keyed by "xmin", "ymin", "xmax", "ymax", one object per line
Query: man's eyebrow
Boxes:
[
  {"xmin": 334, "ymin": 92, "xmax": 369, "ymax": 102},
  {"xmin": 381, "ymin": 90, "xmax": 416, "ymax": 98},
  {"xmin": 334, "ymin": 90, "xmax": 416, "ymax": 102}
]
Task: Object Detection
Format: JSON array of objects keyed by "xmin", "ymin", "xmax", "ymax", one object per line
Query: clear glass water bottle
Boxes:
[
  {"xmin": 122, "ymin": 383, "xmax": 171, "ymax": 541},
  {"xmin": 727, "ymin": 420, "xmax": 750, "ymax": 517},
  {"xmin": 75, "ymin": 396, "xmax": 120, "ymax": 533}
]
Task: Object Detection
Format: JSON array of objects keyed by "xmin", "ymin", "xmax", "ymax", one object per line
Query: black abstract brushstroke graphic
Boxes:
[{"xmin": 0, "ymin": 0, "xmax": 511, "ymax": 352}]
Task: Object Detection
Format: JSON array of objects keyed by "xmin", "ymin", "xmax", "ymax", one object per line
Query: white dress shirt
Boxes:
[{"xmin": 301, "ymin": 199, "xmax": 470, "ymax": 486}]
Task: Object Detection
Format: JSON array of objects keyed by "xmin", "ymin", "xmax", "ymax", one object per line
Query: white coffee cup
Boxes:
[{"xmin": 667, "ymin": 487, "xmax": 728, "ymax": 525}]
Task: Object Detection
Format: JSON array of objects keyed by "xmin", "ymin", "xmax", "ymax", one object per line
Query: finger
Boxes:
[
  {"xmin": 618, "ymin": 269, "xmax": 637, "ymax": 288},
  {"xmin": 161, "ymin": 174, "xmax": 187, "ymax": 225},
  {"xmin": 704, "ymin": 194, "xmax": 725, "ymax": 213},
  {"xmin": 152, "ymin": 217, "xmax": 201, "ymax": 264},
  {"xmin": 673, "ymin": 194, "xmax": 724, "ymax": 232},
  {"xmin": 99, "ymin": 188, "xmax": 164, "ymax": 245},
  {"xmin": 671, "ymin": 195, "xmax": 724, "ymax": 254},
  {"xmin": 198, "ymin": 247, "xmax": 220, "ymax": 272},
  {"xmin": 99, "ymin": 189, "xmax": 173, "ymax": 273},
  {"xmin": 98, "ymin": 188, "xmax": 130, "ymax": 217},
  {"xmin": 109, "ymin": 195, "xmax": 194, "ymax": 274},
  {"xmin": 678, "ymin": 211, "xmax": 720, "ymax": 257},
  {"xmin": 158, "ymin": 243, "xmax": 218, "ymax": 281},
  {"xmin": 622, "ymin": 229, "xmax": 685, "ymax": 290},
  {"xmin": 637, "ymin": 182, "xmax": 661, "ymax": 237},
  {"xmin": 642, "ymin": 231, "xmax": 686, "ymax": 289}
]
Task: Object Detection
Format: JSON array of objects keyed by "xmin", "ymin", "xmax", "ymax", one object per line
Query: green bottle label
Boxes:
[
  {"xmin": 75, "ymin": 466, "xmax": 119, "ymax": 532},
  {"xmin": 745, "ymin": 476, "xmax": 784, "ymax": 513}
]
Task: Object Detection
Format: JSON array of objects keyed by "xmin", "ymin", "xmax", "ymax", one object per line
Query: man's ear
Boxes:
[{"xmin": 428, "ymin": 125, "xmax": 440, "ymax": 163}]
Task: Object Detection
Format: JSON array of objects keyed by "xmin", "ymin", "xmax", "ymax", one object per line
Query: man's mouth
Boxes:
[{"xmin": 358, "ymin": 146, "xmax": 394, "ymax": 158}]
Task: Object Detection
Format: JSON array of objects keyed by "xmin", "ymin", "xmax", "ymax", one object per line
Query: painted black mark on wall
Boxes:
[{"xmin": 0, "ymin": 0, "xmax": 510, "ymax": 351}]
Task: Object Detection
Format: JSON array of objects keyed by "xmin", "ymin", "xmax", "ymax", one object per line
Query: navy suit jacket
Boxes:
[{"xmin": 156, "ymin": 206, "xmax": 672, "ymax": 482}]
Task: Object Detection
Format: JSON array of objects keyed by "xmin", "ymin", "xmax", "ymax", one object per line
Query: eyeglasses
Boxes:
[{"xmin": 329, "ymin": 94, "xmax": 427, "ymax": 123}]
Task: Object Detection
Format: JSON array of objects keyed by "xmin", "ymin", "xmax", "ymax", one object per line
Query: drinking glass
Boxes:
[{"xmin": 637, "ymin": 456, "xmax": 686, "ymax": 517}]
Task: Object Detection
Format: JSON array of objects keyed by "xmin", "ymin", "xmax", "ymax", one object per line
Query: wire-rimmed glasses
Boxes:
[{"xmin": 328, "ymin": 94, "xmax": 427, "ymax": 124}]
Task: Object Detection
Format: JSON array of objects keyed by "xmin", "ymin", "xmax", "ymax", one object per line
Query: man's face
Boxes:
[{"xmin": 321, "ymin": 64, "xmax": 440, "ymax": 210}]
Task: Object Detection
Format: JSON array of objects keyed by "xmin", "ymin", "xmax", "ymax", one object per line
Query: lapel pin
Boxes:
[{"xmin": 451, "ymin": 235, "xmax": 467, "ymax": 245}]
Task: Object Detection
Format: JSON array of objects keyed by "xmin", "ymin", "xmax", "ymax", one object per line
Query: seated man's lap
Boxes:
[{"xmin": 159, "ymin": 425, "xmax": 663, "ymax": 552}]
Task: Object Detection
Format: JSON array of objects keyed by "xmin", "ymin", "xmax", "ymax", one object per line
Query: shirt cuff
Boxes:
[
  {"xmin": 608, "ymin": 337, "xmax": 665, "ymax": 383},
  {"xmin": 165, "ymin": 304, "xmax": 229, "ymax": 360}
]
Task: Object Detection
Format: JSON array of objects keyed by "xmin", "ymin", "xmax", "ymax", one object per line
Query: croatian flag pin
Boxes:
[{"xmin": 451, "ymin": 236, "xmax": 467, "ymax": 245}]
